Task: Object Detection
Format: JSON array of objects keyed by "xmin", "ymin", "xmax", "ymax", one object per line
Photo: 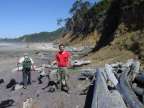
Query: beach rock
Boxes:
[
  {"xmin": 0, "ymin": 78, "xmax": 4, "ymax": 84},
  {"xmin": 22, "ymin": 98, "xmax": 33, "ymax": 108},
  {"xmin": 14, "ymin": 84, "xmax": 23, "ymax": 91},
  {"xmin": 6, "ymin": 79, "xmax": 16, "ymax": 89},
  {"xmin": 0, "ymin": 99, "xmax": 15, "ymax": 108}
]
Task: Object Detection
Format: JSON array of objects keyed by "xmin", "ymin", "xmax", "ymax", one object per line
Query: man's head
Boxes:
[
  {"xmin": 133, "ymin": 55, "xmax": 139, "ymax": 60},
  {"xmin": 59, "ymin": 44, "xmax": 65, "ymax": 52},
  {"xmin": 24, "ymin": 53, "xmax": 29, "ymax": 58}
]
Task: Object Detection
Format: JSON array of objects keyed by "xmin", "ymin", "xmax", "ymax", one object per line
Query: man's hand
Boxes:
[
  {"xmin": 67, "ymin": 63, "xmax": 73, "ymax": 68},
  {"xmin": 32, "ymin": 64, "xmax": 36, "ymax": 72},
  {"xmin": 16, "ymin": 62, "xmax": 21, "ymax": 72},
  {"xmin": 51, "ymin": 61, "xmax": 57, "ymax": 65},
  {"xmin": 17, "ymin": 62, "xmax": 20, "ymax": 66}
]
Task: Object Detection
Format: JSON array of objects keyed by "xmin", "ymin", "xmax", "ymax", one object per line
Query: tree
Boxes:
[
  {"xmin": 57, "ymin": 18, "xmax": 63, "ymax": 27},
  {"xmin": 66, "ymin": 0, "xmax": 91, "ymax": 35}
]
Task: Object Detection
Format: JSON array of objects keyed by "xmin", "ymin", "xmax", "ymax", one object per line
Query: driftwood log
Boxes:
[
  {"xmin": 119, "ymin": 67, "xmax": 144, "ymax": 108},
  {"xmin": 85, "ymin": 61, "xmax": 144, "ymax": 108},
  {"xmin": 85, "ymin": 68, "xmax": 126, "ymax": 108}
]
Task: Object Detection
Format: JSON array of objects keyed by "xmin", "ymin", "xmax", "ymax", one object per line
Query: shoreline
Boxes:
[
  {"xmin": 0, "ymin": 42, "xmax": 87, "ymax": 108},
  {"xmin": 27, "ymin": 42, "xmax": 57, "ymax": 51},
  {"xmin": 0, "ymin": 42, "xmax": 57, "ymax": 51}
]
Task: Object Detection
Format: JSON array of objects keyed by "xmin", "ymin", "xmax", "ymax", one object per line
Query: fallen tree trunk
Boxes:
[
  {"xmin": 84, "ymin": 82, "xmax": 94, "ymax": 108},
  {"xmin": 119, "ymin": 68, "xmax": 144, "ymax": 108},
  {"xmin": 85, "ymin": 68, "xmax": 126, "ymax": 108},
  {"xmin": 135, "ymin": 73, "xmax": 144, "ymax": 86},
  {"xmin": 132, "ymin": 83, "xmax": 144, "ymax": 96}
]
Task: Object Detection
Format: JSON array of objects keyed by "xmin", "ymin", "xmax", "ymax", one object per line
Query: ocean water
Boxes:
[
  {"xmin": 0, "ymin": 42, "xmax": 13, "ymax": 47},
  {"xmin": 0, "ymin": 42, "xmax": 26, "ymax": 51}
]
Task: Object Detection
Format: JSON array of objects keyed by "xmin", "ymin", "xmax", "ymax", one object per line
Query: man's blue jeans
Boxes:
[{"xmin": 22, "ymin": 68, "xmax": 31, "ymax": 87}]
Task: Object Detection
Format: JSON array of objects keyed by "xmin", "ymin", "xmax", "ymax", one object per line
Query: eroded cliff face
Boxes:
[
  {"xmin": 59, "ymin": 0, "xmax": 144, "ymax": 65},
  {"xmin": 90, "ymin": 0, "xmax": 144, "ymax": 63},
  {"xmin": 107, "ymin": 0, "xmax": 144, "ymax": 62}
]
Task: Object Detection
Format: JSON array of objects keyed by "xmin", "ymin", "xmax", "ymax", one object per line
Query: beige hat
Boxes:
[{"xmin": 24, "ymin": 53, "xmax": 28, "ymax": 56}]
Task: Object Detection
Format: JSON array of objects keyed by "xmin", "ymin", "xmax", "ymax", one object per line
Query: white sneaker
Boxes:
[{"xmin": 62, "ymin": 80, "xmax": 66, "ymax": 85}]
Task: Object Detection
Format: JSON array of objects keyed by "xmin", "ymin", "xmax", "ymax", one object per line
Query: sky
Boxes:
[{"xmin": 0, "ymin": 0, "xmax": 98, "ymax": 38}]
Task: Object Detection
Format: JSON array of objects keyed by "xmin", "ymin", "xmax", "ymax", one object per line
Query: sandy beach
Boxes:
[{"xmin": 0, "ymin": 42, "xmax": 87, "ymax": 108}]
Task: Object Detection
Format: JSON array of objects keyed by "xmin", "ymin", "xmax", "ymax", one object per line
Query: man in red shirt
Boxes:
[{"xmin": 54, "ymin": 44, "xmax": 71, "ymax": 92}]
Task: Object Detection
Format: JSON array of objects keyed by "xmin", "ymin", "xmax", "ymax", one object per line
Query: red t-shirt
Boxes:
[{"xmin": 56, "ymin": 51, "xmax": 71, "ymax": 67}]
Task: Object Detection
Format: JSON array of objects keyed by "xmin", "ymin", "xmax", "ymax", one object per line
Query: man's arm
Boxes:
[
  {"xmin": 17, "ymin": 57, "xmax": 24, "ymax": 65},
  {"xmin": 30, "ymin": 58, "xmax": 35, "ymax": 71},
  {"xmin": 30, "ymin": 58, "xmax": 34, "ymax": 64},
  {"xmin": 68, "ymin": 52, "xmax": 72, "ymax": 68},
  {"xmin": 51, "ymin": 53, "xmax": 58, "ymax": 66},
  {"xmin": 17, "ymin": 57, "xmax": 24, "ymax": 71},
  {"xmin": 51, "ymin": 60, "xmax": 57, "ymax": 65}
]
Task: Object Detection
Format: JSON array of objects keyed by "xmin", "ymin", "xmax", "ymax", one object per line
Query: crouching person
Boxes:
[
  {"xmin": 38, "ymin": 64, "xmax": 50, "ymax": 84},
  {"xmin": 17, "ymin": 53, "xmax": 34, "ymax": 89}
]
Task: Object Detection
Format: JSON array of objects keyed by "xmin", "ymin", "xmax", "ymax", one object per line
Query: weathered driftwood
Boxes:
[
  {"xmin": 132, "ymin": 83, "xmax": 144, "ymax": 104},
  {"xmin": 119, "ymin": 67, "xmax": 144, "ymax": 108},
  {"xmin": 72, "ymin": 60, "xmax": 91, "ymax": 67},
  {"xmin": 105, "ymin": 64, "xmax": 118, "ymax": 87},
  {"xmin": 132, "ymin": 83, "xmax": 144, "ymax": 96},
  {"xmin": 84, "ymin": 61, "xmax": 144, "ymax": 108},
  {"xmin": 84, "ymin": 68, "xmax": 126, "ymax": 108},
  {"xmin": 135, "ymin": 73, "xmax": 144, "ymax": 86},
  {"xmin": 84, "ymin": 81, "xmax": 95, "ymax": 108},
  {"xmin": 80, "ymin": 69, "xmax": 96, "ymax": 80}
]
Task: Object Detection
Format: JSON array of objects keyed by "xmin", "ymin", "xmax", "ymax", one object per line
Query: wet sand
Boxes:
[{"xmin": 0, "ymin": 42, "xmax": 87, "ymax": 108}]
